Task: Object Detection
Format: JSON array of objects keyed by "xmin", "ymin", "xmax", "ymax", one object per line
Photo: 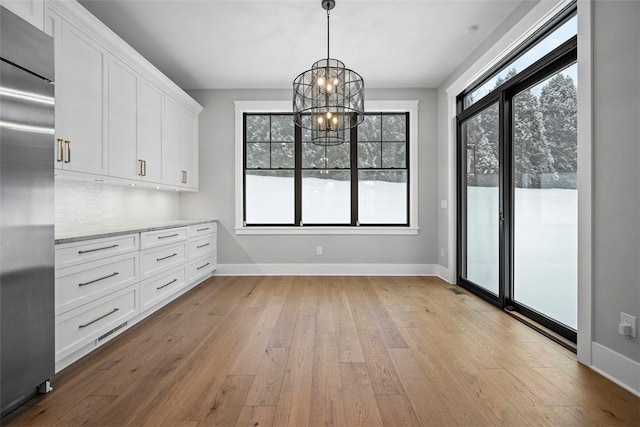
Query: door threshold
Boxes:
[{"xmin": 504, "ymin": 307, "xmax": 577, "ymax": 353}]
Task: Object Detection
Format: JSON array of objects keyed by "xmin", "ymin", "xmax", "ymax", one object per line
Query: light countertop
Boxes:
[{"xmin": 55, "ymin": 219, "xmax": 217, "ymax": 244}]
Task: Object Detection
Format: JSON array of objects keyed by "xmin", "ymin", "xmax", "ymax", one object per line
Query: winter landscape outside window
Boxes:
[{"xmin": 243, "ymin": 112, "xmax": 409, "ymax": 227}]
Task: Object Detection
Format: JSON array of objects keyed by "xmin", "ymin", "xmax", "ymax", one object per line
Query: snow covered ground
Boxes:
[
  {"xmin": 245, "ymin": 174, "xmax": 406, "ymax": 224},
  {"xmin": 467, "ymin": 186, "xmax": 577, "ymax": 329}
]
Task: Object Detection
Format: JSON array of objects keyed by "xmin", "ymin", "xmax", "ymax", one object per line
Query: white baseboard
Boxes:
[
  {"xmin": 216, "ymin": 263, "xmax": 441, "ymax": 276},
  {"xmin": 591, "ymin": 342, "xmax": 640, "ymax": 397},
  {"xmin": 437, "ymin": 265, "xmax": 451, "ymax": 283}
]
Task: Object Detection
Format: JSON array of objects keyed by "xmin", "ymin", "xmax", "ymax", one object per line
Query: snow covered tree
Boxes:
[
  {"xmin": 513, "ymin": 88, "xmax": 554, "ymax": 188},
  {"xmin": 539, "ymin": 73, "xmax": 577, "ymax": 188}
]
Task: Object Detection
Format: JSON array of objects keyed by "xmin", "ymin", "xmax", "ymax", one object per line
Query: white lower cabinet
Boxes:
[
  {"xmin": 55, "ymin": 251, "xmax": 139, "ymax": 316},
  {"xmin": 140, "ymin": 240, "xmax": 187, "ymax": 280},
  {"xmin": 55, "ymin": 284, "xmax": 138, "ymax": 362},
  {"xmin": 54, "ymin": 222, "xmax": 217, "ymax": 372},
  {"xmin": 187, "ymin": 253, "xmax": 217, "ymax": 283},
  {"xmin": 140, "ymin": 266, "xmax": 186, "ymax": 313}
]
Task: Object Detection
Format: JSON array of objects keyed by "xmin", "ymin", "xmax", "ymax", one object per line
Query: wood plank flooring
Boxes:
[{"xmin": 4, "ymin": 276, "xmax": 639, "ymax": 426}]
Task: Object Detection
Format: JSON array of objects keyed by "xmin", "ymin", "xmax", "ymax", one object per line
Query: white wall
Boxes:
[
  {"xmin": 180, "ymin": 88, "xmax": 439, "ymax": 271},
  {"xmin": 55, "ymin": 177, "xmax": 180, "ymax": 234},
  {"xmin": 591, "ymin": 0, "xmax": 640, "ymax": 364}
]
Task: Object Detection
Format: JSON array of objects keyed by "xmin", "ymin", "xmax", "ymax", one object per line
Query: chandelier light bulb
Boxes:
[
  {"xmin": 332, "ymin": 117, "xmax": 338, "ymax": 124},
  {"xmin": 326, "ymin": 83, "xmax": 333, "ymax": 92},
  {"xmin": 318, "ymin": 116, "xmax": 324, "ymax": 124},
  {"xmin": 333, "ymin": 78, "xmax": 339, "ymax": 85},
  {"xmin": 317, "ymin": 77, "xmax": 325, "ymax": 86},
  {"xmin": 326, "ymin": 112, "xmax": 332, "ymax": 119}
]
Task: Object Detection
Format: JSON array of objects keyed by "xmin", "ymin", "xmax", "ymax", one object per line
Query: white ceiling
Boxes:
[{"xmin": 78, "ymin": 0, "xmax": 529, "ymax": 90}]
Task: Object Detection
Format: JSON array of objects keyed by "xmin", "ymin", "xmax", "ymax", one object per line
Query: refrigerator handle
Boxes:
[{"xmin": 56, "ymin": 139, "xmax": 64, "ymax": 162}]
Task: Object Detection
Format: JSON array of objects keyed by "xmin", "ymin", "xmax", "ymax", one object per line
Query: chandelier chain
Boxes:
[{"xmin": 327, "ymin": 9, "xmax": 330, "ymax": 60}]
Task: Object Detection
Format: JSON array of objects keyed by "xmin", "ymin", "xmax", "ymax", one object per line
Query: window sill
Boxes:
[{"xmin": 234, "ymin": 226, "xmax": 420, "ymax": 236}]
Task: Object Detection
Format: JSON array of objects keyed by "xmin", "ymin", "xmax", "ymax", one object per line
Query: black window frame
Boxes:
[{"xmin": 243, "ymin": 112, "xmax": 410, "ymax": 227}]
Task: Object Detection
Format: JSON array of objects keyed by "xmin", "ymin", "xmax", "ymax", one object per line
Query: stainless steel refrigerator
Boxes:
[{"xmin": 0, "ymin": 6, "xmax": 55, "ymax": 417}]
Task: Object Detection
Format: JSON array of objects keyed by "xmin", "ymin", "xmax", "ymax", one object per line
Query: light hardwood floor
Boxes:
[{"xmin": 4, "ymin": 276, "xmax": 639, "ymax": 426}]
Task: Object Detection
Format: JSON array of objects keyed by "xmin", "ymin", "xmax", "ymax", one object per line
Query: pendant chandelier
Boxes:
[{"xmin": 293, "ymin": 0, "xmax": 365, "ymax": 146}]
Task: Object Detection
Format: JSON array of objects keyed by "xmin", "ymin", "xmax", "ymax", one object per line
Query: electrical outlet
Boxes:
[
  {"xmin": 619, "ymin": 312, "xmax": 637, "ymax": 338},
  {"xmin": 440, "ymin": 248, "xmax": 445, "ymax": 258},
  {"xmin": 316, "ymin": 246, "xmax": 323, "ymax": 256}
]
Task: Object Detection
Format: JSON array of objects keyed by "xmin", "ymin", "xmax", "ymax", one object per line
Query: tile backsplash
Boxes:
[{"xmin": 55, "ymin": 178, "xmax": 180, "ymax": 233}]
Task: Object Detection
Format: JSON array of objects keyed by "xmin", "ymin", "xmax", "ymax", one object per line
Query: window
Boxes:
[{"xmin": 235, "ymin": 100, "xmax": 419, "ymax": 234}]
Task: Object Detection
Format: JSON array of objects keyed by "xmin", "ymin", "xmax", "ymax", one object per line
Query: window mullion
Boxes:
[
  {"xmin": 294, "ymin": 123, "xmax": 302, "ymax": 225},
  {"xmin": 350, "ymin": 119, "xmax": 358, "ymax": 226}
]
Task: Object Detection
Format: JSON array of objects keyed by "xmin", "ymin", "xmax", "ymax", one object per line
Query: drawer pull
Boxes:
[
  {"xmin": 157, "ymin": 233, "xmax": 179, "ymax": 239},
  {"xmin": 156, "ymin": 253, "xmax": 177, "ymax": 262},
  {"xmin": 78, "ymin": 308, "xmax": 119, "ymax": 329},
  {"xmin": 196, "ymin": 227, "xmax": 210, "ymax": 232},
  {"xmin": 196, "ymin": 243, "xmax": 210, "ymax": 249},
  {"xmin": 79, "ymin": 272, "xmax": 119, "ymax": 287},
  {"xmin": 197, "ymin": 262, "xmax": 210, "ymax": 270},
  {"xmin": 157, "ymin": 278, "xmax": 178, "ymax": 290},
  {"xmin": 78, "ymin": 244, "xmax": 119, "ymax": 254}
]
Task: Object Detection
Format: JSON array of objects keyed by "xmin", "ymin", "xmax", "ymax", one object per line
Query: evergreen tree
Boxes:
[
  {"xmin": 476, "ymin": 104, "xmax": 499, "ymax": 178},
  {"xmin": 539, "ymin": 73, "xmax": 577, "ymax": 187},
  {"xmin": 513, "ymin": 88, "xmax": 554, "ymax": 188}
]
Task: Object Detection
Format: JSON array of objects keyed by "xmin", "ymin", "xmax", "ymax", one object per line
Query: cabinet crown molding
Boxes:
[{"xmin": 47, "ymin": 0, "xmax": 202, "ymax": 115}]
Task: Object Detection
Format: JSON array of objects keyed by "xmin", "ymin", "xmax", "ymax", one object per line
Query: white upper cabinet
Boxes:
[
  {"xmin": 45, "ymin": 0, "xmax": 202, "ymax": 190},
  {"xmin": 180, "ymin": 110, "xmax": 199, "ymax": 189},
  {"xmin": 162, "ymin": 96, "xmax": 183, "ymax": 186},
  {"xmin": 51, "ymin": 12, "xmax": 108, "ymax": 175},
  {"xmin": 1, "ymin": 0, "xmax": 44, "ymax": 30},
  {"xmin": 137, "ymin": 78, "xmax": 163, "ymax": 183},
  {"xmin": 162, "ymin": 96, "xmax": 199, "ymax": 189},
  {"xmin": 108, "ymin": 57, "xmax": 138, "ymax": 180}
]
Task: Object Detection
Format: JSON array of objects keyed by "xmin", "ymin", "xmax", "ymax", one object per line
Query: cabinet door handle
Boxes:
[
  {"xmin": 138, "ymin": 159, "xmax": 144, "ymax": 176},
  {"xmin": 57, "ymin": 138, "xmax": 64, "ymax": 162},
  {"xmin": 196, "ymin": 227, "xmax": 210, "ymax": 232},
  {"xmin": 181, "ymin": 170, "xmax": 187, "ymax": 184},
  {"xmin": 79, "ymin": 272, "xmax": 119, "ymax": 287},
  {"xmin": 78, "ymin": 308, "xmax": 119, "ymax": 329},
  {"xmin": 197, "ymin": 262, "xmax": 210, "ymax": 270},
  {"xmin": 143, "ymin": 160, "xmax": 147, "ymax": 176},
  {"xmin": 78, "ymin": 244, "xmax": 119, "ymax": 254},
  {"xmin": 156, "ymin": 278, "xmax": 177, "ymax": 290},
  {"xmin": 157, "ymin": 233, "xmax": 178, "ymax": 239},
  {"xmin": 156, "ymin": 253, "xmax": 177, "ymax": 261},
  {"xmin": 196, "ymin": 243, "xmax": 210, "ymax": 249},
  {"xmin": 64, "ymin": 140, "xmax": 71, "ymax": 163}
]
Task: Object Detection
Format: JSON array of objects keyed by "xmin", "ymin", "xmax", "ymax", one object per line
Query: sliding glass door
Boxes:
[{"xmin": 456, "ymin": 5, "xmax": 577, "ymax": 342}]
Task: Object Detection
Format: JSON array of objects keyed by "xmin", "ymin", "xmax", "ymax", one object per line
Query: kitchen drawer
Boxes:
[
  {"xmin": 140, "ymin": 266, "xmax": 186, "ymax": 312},
  {"xmin": 56, "ymin": 234, "xmax": 138, "ymax": 269},
  {"xmin": 187, "ymin": 252, "xmax": 217, "ymax": 283},
  {"xmin": 56, "ymin": 251, "xmax": 139, "ymax": 316},
  {"xmin": 140, "ymin": 241, "xmax": 186, "ymax": 280},
  {"xmin": 187, "ymin": 222, "xmax": 216, "ymax": 237},
  {"xmin": 55, "ymin": 284, "xmax": 138, "ymax": 361},
  {"xmin": 140, "ymin": 227, "xmax": 187, "ymax": 250},
  {"xmin": 188, "ymin": 233, "xmax": 216, "ymax": 261}
]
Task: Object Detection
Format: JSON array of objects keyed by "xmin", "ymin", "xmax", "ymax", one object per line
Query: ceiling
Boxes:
[{"xmin": 78, "ymin": 0, "xmax": 529, "ymax": 90}]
